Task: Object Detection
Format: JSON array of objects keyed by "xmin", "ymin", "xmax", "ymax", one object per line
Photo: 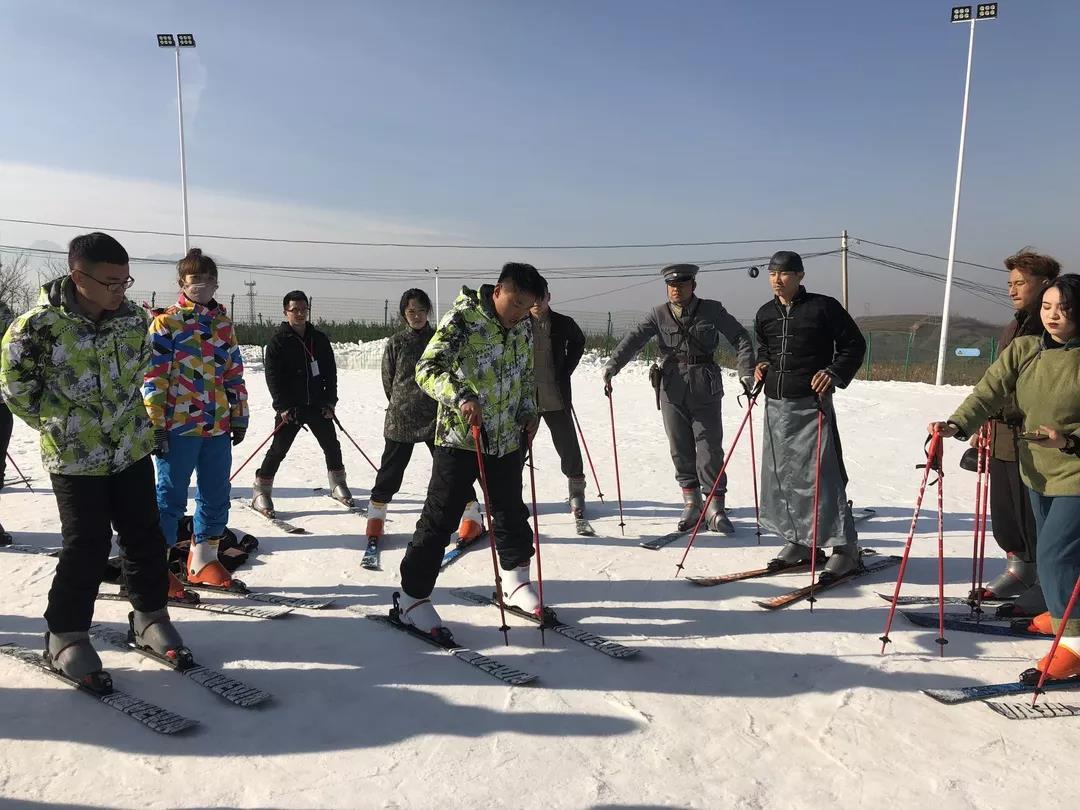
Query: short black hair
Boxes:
[
  {"xmin": 68, "ymin": 232, "xmax": 129, "ymax": 273},
  {"xmin": 399, "ymin": 288, "xmax": 432, "ymax": 319},
  {"xmin": 1042, "ymin": 273, "xmax": 1080, "ymax": 318},
  {"xmin": 282, "ymin": 290, "xmax": 309, "ymax": 310},
  {"xmin": 497, "ymin": 262, "xmax": 546, "ymax": 299}
]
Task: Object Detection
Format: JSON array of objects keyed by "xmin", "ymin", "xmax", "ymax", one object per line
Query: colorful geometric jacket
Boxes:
[
  {"xmin": 143, "ymin": 292, "xmax": 248, "ymax": 437},
  {"xmin": 0, "ymin": 277, "xmax": 154, "ymax": 475},
  {"xmin": 415, "ymin": 285, "xmax": 537, "ymax": 458}
]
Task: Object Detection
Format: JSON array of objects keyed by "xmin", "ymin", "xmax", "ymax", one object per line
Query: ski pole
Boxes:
[
  {"xmin": 472, "ymin": 425, "xmax": 510, "ymax": 646},
  {"xmin": 605, "ymin": 385, "xmax": 626, "ymax": 535},
  {"xmin": 333, "ymin": 415, "xmax": 379, "ymax": 472},
  {"xmin": 1030, "ymin": 571, "xmax": 1080, "ymax": 707},
  {"xmin": 807, "ymin": 404, "xmax": 826, "ymax": 611},
  {"xmin": 935, "ymin": 444, "xmax": 948, "ymax": 656},
  {"xmin": 674, "ymin": 389, "xmax": 760, "ymax": 576},
  {"xmin": 527, "ymin": 432, "xmax": 546, "ymax": 646},
  {"xmin": 748, "ymin": 396, "xmax": 761, "ymax": 544},
  {"xmin": 973, "ymin": 432, "xmax": 992, "ymax": 616},
  {"xmin": 968, "ymin": 426, "xmax": 988, "ymax": 610},
  {"xmin": 571, "ymin": 405, "xmax": 604, "ymax": 502},
  {"xmin": 229, "ymin": 419, "xmax": 288, "ymax": 483},
  {"xmin": 5, "ymin": 452, "xmax": 32, "ymax": 492},
  {"xmin": 880, "ymin": 430, "xmax": 943, "ymax": 653}
]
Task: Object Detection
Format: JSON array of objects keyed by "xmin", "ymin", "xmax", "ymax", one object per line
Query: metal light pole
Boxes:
[
  {"xmin": 426, "ymin": 266, "xmax": 441, "ymax": 321},
  {"xmin": 840, "ymin": 229, "xmax": 849, "ymax": 311},
  {"xmin": 934, "ymin": 5, "xmax": 998, "ymax": 386},
  {"xmin": 157, "ymin": 33, "xmax": 197, "ymax": 253}
]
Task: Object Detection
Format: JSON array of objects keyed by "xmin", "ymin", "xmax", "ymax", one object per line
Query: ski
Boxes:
[
  {"xmin": 178, "ymin": 577, "xmax": 333, "ymax": 610},
  {"xmin": 231, "ymin": 497, "xmax": 310, "ymax": 535},
  {"xmin": 355, "ymin": 607, "xmax": 538, "ymax": 686},
  {"xmin": 314, "ymin": 487, "xmax": 368, "ymax": 516},
  {"xmin": 89, "ymin": 625, "xmax": 271, "ymax": 708},
  {"xmin": 686, "ymin": 558, "xmax": 822, "ymax": 587},
  {"xmin": 877, "ymin": 593, "xmax": 1005, "ymax": 607},
  {"xmin": 575, "ymin": 518, "xmax": 597, "ymax": 537},
  {"xmin": 439, "ymin": 529, "xmax": 489, "ymax": 571},
  {"xmin": 361, "ymin": 538, "xmax": 380, "ymax": 571},
  {"xmin": 0, "ymin": 544, "xmax": 61, "ymax": 557},
  {"xmin": 754, "ymin": 555, "xmax": 902, "ymax": 610},
  {"xmin": 0, "ymin": 643, "xmax": 198, "ymax": 735},
  {"xmin": 900, "ymin": 610, "xmax": 1052, "ymax": 639},
  {"xmin": 639, "ymin": 530, "xmax": 691, "ymax": 551},
  {"xmin": 922, "ymin": 675, "xmax": 1080, "ymax": 705},
  {"xmin": 96, "ymin": 591, "xmax": 293, "ymax": 619},
  {"xmin": 985, "ymin": 702, "xmax": 1080, "ymax": 720},
  {"xmin": 451, "ymin": 589, "xmax": 640, "ymax": 659}
]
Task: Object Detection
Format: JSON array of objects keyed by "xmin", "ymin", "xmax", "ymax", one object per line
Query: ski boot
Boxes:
[
  {"xmin": 0, "ymin": 523, "xmax": 11, "ymax": 546},
  {"xmin": 187, "ymin": 537, "xmax": 233, "ymax": 587},
  {"xmin": 328, "ymin": 467, "xmax": 354, "ymax": 507},
  {"xmin": 44, "ymin": 630, "xmax": 112, "ymax": 693},
  {"xmin": 1021, "ymin": 637, "xmax": 1080, "ymax": 685},
  {"xmin": 502, "ymin": 563, "xmax": 542, "ymax": 618},
  {"xmin": 1010, "ymin": 611, "xmax": 1054, "ymax": 636},
  {"xmin": 395, "ymin": 590, "xmax": 445, "ymax": 638},
  {"xmin": 703, "ymin": 496, "xmax": 734, "ymax": 535},
  {"xmin": 128, "ymin": 609, "xmax": 190, "ymax": 666},
  {"xmin": 972, "ymin": 554, "xmax": 1038, "ymax": 601},
  {"xmin": 252, "ymin": 472, "xmax": 275, "ymax": 517},
  {"xmin": 167, "ymin": 570, "xmax": 200, "ymax": 604},
  {"xmin": 457, "ymin": 500, "xmax": 484, "ymax": 542},
  {"xmin": 768, "ymin": 542, "xmax": 817, "ymax": 572},
  {"xmin": 677, "ymin": 488, "xmax": 703, "ymax": 532},
  {"xmin": 568, "ymin": 476, "xmax": 587, "ymax": 519},
  {"xmin": 821, "ymin": 543, "xmax": 861, "ymax": 580},
  {"xmin": 365, "ymin": 500, "xmax": 387, "ymax": 540}
]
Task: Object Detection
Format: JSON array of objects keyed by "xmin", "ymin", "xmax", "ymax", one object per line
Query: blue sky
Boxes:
[{"xmin": 0, "ymin": 0, "xmax": 1076, "ymax": 321}]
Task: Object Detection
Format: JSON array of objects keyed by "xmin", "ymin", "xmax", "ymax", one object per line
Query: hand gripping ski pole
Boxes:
[
  {"xmin": 880, "ymin": 431, "xmax": 944, "ymax": 653},
  {"xmin": 674, "ymin": 388, "xmax": 761, "ymax": 575},
  {"xmin": 229, "ymin": 420, "xmax": 288, "ymax": 483},
  {"xmin": 571, "ymin": 405, "xmax": 604, "ymax": 502},
  {"xmin": 526, "ymin": 432, "xmax": 547, "ymax": 645},
  {"xmin": 472, "ymin": 425, "xmax": 510, "ymax": 645},
  {"xmin": 604, "ymin": 386, "xmax": 626, "ymax": 535},
  {"xmin": 333, "ymin": 415, "xmax": 379, "ymax": 472}
]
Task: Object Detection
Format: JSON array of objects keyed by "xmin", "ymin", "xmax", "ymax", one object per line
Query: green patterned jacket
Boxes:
[
  {"xmin": 415, "ymin": 285, "xmax": 536, "ymax": 458},
  {"xmin": 0, "ymin": 278, "xmax": 154, "ymax": 475}
]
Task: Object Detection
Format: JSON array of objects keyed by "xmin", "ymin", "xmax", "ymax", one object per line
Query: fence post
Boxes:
[
  {"xmin": 310, "ymin": 297, "xmax": 315, "ymax": 321},
  {"xmin": 863, "ymin": 332, "xmax": 873, "ymax": 381},
  {"xmin": 904, "ymin": 332, "xmax": 914, "ymax": 380},
  {"xmin": 605, "ymin": 312, "xmax": 613, "ymax": 355},
  {"xmin": 151, "ymin": 291, "xmax": 156, "ymax": 308},
  {"xmin": 230, "ymin": 293, "xmax": 235, "ymax": 315},
  {"xmin": 384, "ymin": 299, "xmax": 388, "ymax": 327}
]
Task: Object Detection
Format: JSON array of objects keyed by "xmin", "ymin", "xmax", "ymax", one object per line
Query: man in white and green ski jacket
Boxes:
[
  {"xmin": 396, "ymin": 263, "xmax": 547, "ymax": 636},
  {"xmin": 0, "ymin": 233, "xmax": 181, "ymax": 687}
]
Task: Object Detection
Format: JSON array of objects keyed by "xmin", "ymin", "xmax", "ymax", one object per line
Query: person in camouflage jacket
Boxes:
[
  {"xmin": 396, "ymin": 263, "xmax": 547, "ymax": 635},
  {"xmin": 0, "ymin": 233, "xmax": 176, "ymax": 684}
]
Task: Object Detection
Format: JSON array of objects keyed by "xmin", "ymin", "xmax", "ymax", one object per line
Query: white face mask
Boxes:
[{"xmin": 184, "ymin": 282, "xmax": 218, "ymax": 305}]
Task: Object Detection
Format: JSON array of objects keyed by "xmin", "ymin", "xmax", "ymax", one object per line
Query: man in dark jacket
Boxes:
[
  {"xmin": 753, "ymin": 250, "xmax": 866, "ymax": 577},
  {"xmin": 603, "ymin": 263, "xmax": 755, "ymax": 534},
  {"xmin": 251, "ymin": 290, "xmax": 352, "ymax": 516},
  {"xmin": 527, "ymin": 287, "xmax": 591, "ymax": 528}
]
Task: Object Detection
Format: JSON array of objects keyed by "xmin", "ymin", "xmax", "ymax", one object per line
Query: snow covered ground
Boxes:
[{"xmin": 3, "ymin": 355, "xmax": 1079, "ymax": 809}]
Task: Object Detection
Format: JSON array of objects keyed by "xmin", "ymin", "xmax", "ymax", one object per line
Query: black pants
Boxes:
[
  {"xmin": 371, "ymin": 439, "xmax": 434, "ymax": 503},
  {"xmin": 400, "ymin": 446, "xmax": 533, "ymax": 598},
  {"xmin": 0, "ymin": 401, "xmax": 12, "ymax": 482},
  {"xmin": 527, "ymin": 409, "xmax": 584, "ymax": 480},
  {"xmin": 258, "ymin": 406, "xmax": 344, "ymax": 478},
  {"xmin": 46, "ymin": 455, "xmax": 169, "ymax": 632},
  {"xmin": 989, "ymin": 457, "xmax": 1038, "ymax": 562}
]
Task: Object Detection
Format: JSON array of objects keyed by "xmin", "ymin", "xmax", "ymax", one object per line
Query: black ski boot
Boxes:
[
  {"xmin": 677, "ymin": 488, "xmax": 703, "ymax": 532},
  {"xmin": 820, "ymin": 543, "xmax": 861, "ymax": 580},
  {"xmin": 569, "ymin": 475, "xmax": 587, "ymax": 519},
  {"xmin": 703, "ymin": 496, "xmax": 734, "ymax": 535},
  {"xmin": 129, "ymin": 609, "xmax": 189, "ymax": 666},
  {"xmin": 44, "ymin": 630, "xmax": 112, "ymax": 693},
  {"xmin": 768, "ymin": 542, "xmax": 815, "ymax": 572},
  {"xmin": 973, "ymin": 555, "xmax": 1038, "ymax": 601}
]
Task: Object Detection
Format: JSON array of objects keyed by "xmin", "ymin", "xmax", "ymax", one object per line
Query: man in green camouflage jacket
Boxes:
[
  {"xmin": 395, "ymin": 263, "xmax": 547, "ymax": 636},
  {"xmin": 0, "ymin": 232, "xmax": 183, "ymax": 689}
]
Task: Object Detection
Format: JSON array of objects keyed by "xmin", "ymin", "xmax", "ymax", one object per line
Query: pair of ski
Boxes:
[
  {"xmin": 643, "ymin": 506, "xmax": 877, "ymax": 551},
  {"xmin": 235, "ymin": 487, "xmax": 361, "ymax": 534},
  {"xmin": 357, "ymin": 589, "xmax": 640, "ymax": 685},
  {"xmin": 0, "ymin": 624, "xmax": 272, "ymax": 735}
]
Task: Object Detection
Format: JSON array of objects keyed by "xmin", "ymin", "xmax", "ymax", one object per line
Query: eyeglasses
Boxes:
[
  {"xmin": 404, "ymin": 309, "xmax": 428, "ymax": 316},
  {"xmin": 80, "ymin": 271, "xmax": 135, "ymax": 293},
  {"xmin": 285, "ymin": 307, "xmax": 309, "ymax": 314}
]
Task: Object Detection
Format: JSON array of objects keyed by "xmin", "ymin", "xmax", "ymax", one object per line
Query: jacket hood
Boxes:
[{"xmin": 40, "ymin": 276, "xmax": 139, "ymax": 321}]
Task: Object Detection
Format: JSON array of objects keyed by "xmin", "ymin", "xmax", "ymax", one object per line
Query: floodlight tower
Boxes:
[
  {"xmin": 935, "ymin": 5, "xmax": 998, "ymax": 386},
  {"xmin": 157, "ymin": 33, "xmax": 197, "ymax": 252}
]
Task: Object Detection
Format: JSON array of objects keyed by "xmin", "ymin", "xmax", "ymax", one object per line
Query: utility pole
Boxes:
[
  {"xmin": 840, "ymin": 229, "xmax": 849, "ymax": 311},
  {"xmin": 244, "ymin": 279, "xmax": 257, "ymax": 324}
]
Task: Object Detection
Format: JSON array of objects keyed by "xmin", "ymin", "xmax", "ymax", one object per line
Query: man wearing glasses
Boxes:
[
  {"xmin": 251, "ymin": 290, "xmax": 352, "ymax": 517},
  {"xmin": 0, "ymin": 232, "xmax": 183, "ymax": 690}
]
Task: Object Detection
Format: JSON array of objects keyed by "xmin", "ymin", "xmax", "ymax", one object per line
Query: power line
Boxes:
[{"xmin": 852, "ymin": 236, "xmax": 1006, "ymax": 273}]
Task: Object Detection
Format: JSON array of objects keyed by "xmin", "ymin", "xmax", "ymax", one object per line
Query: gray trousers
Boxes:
[{"xmin": 660, "ymin": 389, "xmax": 726, "ymax": 495}]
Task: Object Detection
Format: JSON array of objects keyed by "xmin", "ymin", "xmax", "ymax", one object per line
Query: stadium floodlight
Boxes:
[
  {"xmin": 155, "ymin": 34, "xmax": 197, "ymax": 251},
  {"xmin": 934, "ymin": 5, "xmax": 1000, "ymax": 385}
]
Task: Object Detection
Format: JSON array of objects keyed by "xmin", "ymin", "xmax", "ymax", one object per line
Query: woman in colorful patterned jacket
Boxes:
[{"xmin": 143, "ymin": 248, "xmax": 248, "ymax": 589}]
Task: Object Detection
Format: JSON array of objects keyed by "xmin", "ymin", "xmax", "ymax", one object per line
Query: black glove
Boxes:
[
  {"xmin": 152, "ymin": 428, "xmax": 169, "ymax": 456},
  {"xmin": 231, "ymin": 427, "xmax": 246, "ymax": 447}
]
